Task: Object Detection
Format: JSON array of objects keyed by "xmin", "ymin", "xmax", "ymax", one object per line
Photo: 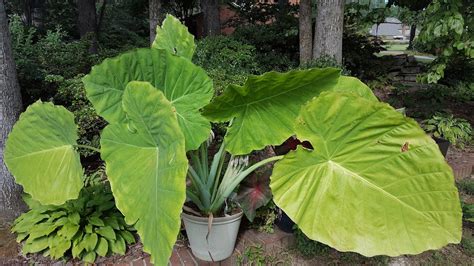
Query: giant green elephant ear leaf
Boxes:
[
  {"xmin": 100, "ymin": 81, "xmax": 188, "ymax": 265},
  {"xmin": 4, "ymin": 101, "xmax": 83, "ymax": 205},
  {"xmin": 270, "ymin": 92, "xmax": 461, "ymax": 256},
  {"xmin": 335, "ymin": 76, "xmax": 379, "ymax": 102},
  {"xmin": 152, "ymin": 14, "xmax": 196, "ymax": 60},
  {"xmin": 202, "ymin": 69, "xmax": 377, "ymax": 155},
  {"xmin": 83, "ymin": 48, "xmax": 213, "ymax": 151}
]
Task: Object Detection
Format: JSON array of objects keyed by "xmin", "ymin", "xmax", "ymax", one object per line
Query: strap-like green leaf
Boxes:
[
  {"xmin": 101, "ymin": 81, "xmax": 188, "ymax": 265},
  {"xmin": 271, "ymin": 92, "xmax": 462, "ymax": 256},
  {"xmin": 152, "ymin": 14, "xmax": 196, "ymax": 60},
  {"xmin": 83, "ymin": 48, "xmax": 213, "ymax": 151},
  {"xmin": 202, "ymin": 69, "xmax": 377, "ymax": 155},
  {"xmin": 4, "ymin": 101, "xmax": 83, "ymax": 205}
]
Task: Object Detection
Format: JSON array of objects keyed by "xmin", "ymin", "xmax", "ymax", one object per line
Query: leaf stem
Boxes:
[{"xmin": 74, "ymin": 144, "xmax": 101, "ymax": 153}]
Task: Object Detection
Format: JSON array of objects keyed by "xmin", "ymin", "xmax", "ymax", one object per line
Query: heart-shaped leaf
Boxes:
[
  {"xmin": 83, "ymin": 48, "xmax": 213, "ymax": 151},
  {"xmin": 100, "ymin": 81, "xmax": 188, "ymax": 265},
  {"xmin": 4, "ymin": 101, "xmax": 83, "ymax": 205},
  {"xmin": 152, "ymin": 14, "xmax": 196, "ymax": 60},
  {"xmin": 271, "ymin": 92, "xmax": 462, "ymax": 256},
  {"xmin": 202, "ymin": 69, "xmax": 377, "ymax": 155}
]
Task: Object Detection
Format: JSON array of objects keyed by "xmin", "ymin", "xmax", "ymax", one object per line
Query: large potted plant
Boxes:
[
  {"xmin": 181, "ymin": 137, "xmax": 281, "ymax": 261},
  {"xmin": 4, "ymin": 15, "xmax": 462, "ymax": 265}
]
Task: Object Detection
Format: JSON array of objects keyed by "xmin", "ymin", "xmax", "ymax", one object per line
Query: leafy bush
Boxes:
[
  {"xmin": 449, "ymin": 82, "xmax": 474, "ymax": 103},
  {"xmin": 9, "ymin": 16, "xmax": 94, "ymax": 103},
  {"xmin": 11, "ymin": 175, "xmax": 135, "ymax": 263},
  {"xmin": 457, "ymin": 179, "xmax": 474, "ymax": 196},
  {"xmin": 342, "ymin": 31, "xmax": 385, "ymax": 80},
  {"xmin": 54, "ymin": 75, "xmax": 106, "ymax": 157},
  {"xmin": 194, "ymin": 36, "xmax": 260, "ymax": 75},
  {"xmin": 294, "ymin": 227, "xmax": 329, "ymax": 257},
  {"xmin": 233, "ymin": 22, "xmax": 299, "ymax": 72},
  {"xmin": 422, "ymin": 113, "xmax": 472, "ymax": 148},
  {"xmin": 194, "ymin": 36, "xmax": 260, "ymax": 94}
]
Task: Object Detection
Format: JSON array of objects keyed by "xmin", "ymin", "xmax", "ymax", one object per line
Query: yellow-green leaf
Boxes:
[
  {"xmin": 4, "ymin": 101, "xmax": 83, "ymax": 205},
  {"xmin": 271, "ymin": 92, "xmax": 462, "ymax": 256}
]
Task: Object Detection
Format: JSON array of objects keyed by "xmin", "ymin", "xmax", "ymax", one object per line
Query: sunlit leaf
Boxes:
[
  {"xmin": 203, "ymin": 69, "xmax": 377, "ymax": 155},
  {"xmin": 101, "ymin": 81, "xmax": 188, "ymax": 265},
  {"xmin": 152, "ymin": 14, "xmax": 196, "ymax": 60},
  {"xmin": 4, "ymin": 101, "xmax": 83, "ymax": 205},
  {"xmin": 83, "ymin": 48, "xmax": 213, "ymax": 151},
  {"xmin": 271, "ymin": 92, "xmax": 462, "ymax": 256}
]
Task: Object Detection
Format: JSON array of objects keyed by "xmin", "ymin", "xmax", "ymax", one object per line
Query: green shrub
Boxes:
[
  {"xmin": 9, "ymin": 16, "xmax": 94, "ymax": 103},
  {"xmin": 461, "ymin": 234, "xmax": 474, "ymax": 257},
  {"xmin": 450, "ymin": 82, "xmax": 474, "ymax": 102},
  {"xmin": 294, "ymin": 227, "xmax": 330, "ymax": 258},
  {"xmin": 11, "ymin": 173, "xmax": 135, "ymax": 263},
  {"xmin": 194, "ymin": 35, "xmax": 260, "ymax": 75},
  {"xmin": 457, "ymin": 179, "xmax": 474, "ymax": 195},
  {"xmin": 54, "ymin": 75, "xmax": 106, "ymax": 157},
  {"xmin": 233, "ymin": 23, "xmax": 299, "ymax": 72},
  {"xmin": 248, "ymin": 201, "xmax": 278, "ymax": 233},
  {"xmin": 194, "ymin": 36, "xmax": 260, "ymax": 94},
  {"xmin": 422, "ymin": 113, "xmax": 472, "ymax": 148}
]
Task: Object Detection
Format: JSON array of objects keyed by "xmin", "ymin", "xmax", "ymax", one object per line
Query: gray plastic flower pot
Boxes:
[{"xmin": 182, "ymin": 211, "xmax": 243, "ymax": 261}]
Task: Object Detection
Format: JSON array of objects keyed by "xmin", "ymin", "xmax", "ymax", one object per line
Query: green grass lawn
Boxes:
[{"xmin": 384, "ymin": 43, "xmax": 409, "ymax": 51}]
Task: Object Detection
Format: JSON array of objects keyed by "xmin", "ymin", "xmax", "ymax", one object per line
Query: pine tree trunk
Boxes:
[
  {"xmin": 149, "ymin": 0, "xmax": 162, "ymax": 44},
  {"xmin": 201, "ymin": 0, "xmax": 220, "ymax": 37},
  {"xmin": 299, "ymin": 0, "xmax": 312, "ymax": 65},
  {"xmin": 0, "ymin": 0, "xmax": 26, "ymax": 219},
  {"xmin": 312, "ymin": 0, "xmax": 344, "ymax": 64},
  {"xmin": 77, "ymin": 0, "xmax": 98, "ymax": 53}
]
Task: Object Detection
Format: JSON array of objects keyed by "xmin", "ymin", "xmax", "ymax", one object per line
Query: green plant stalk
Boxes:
[{"xmin": 208, "ymin": 155, "xmax": 284, "ymax": 214}]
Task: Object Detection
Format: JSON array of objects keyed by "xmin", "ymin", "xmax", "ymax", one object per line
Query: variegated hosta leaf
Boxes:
[
  {"xmin": 152, "ymin": 14, "xmax": 196, "ymax": 60},
  {"xmin": 4, "ymin": 101, "xmax": 83, "ymax": 205},
  {"xmin": 271, "ymin": 92, "xmax": 461, "ymax": 256},
  {"xmin": 83, "ymin": 48, "xmax": 213, "ymax": 151},
  {"xmin": 202, "ymin": 69, "xmax": 378, "ymax": 155},
  {"xmin": 101, "ymin": 81, "xmax": 188, "ymax": 265}
]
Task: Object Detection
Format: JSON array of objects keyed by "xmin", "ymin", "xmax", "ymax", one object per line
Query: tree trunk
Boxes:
[
  {"xmin": 299, "ymin": 0, "xmax": 312, "ymax": 65},
  {"xmin": 77, "ymin": 0, "xmax": 98, "ymax": 53},
  {"xmin": 149, "ymin": 0, "xmax": 162, "ymax": 44},
  {"xmin": 201, "ymin": 0, "xmax": 220, "ymax": 37},
  {"xmin": 408, "ymin": 24, "xmax": 416, "ymax": 50},
  {"xmin": 312, "ymin": 0, "xmax": 344, "ymax": 64},
  {"xmin": 0, "ymin": 0, "xmax": 26, "ymax": 220}
]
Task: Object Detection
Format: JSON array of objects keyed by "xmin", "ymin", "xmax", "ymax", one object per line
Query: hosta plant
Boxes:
[
  {"xmin": 12, "ymin": 177, "xmax": 135, "ymax": 263},
  {"xmin": 4, "ymin": 14, "xmax": 462, "ymax": 265},
  {"xmin": 422, "ymin": 113, "xmax": 472, "ymax": 148}
]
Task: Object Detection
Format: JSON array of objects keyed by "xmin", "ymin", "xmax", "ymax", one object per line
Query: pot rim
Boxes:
[{"xmin": 181, "ymin": 210, "xmax": 243, "ymax": 225}]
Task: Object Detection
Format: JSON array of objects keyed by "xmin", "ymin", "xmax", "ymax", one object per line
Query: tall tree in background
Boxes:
[
  {"xmin": 201, "ymin": 0, "xmax": 220, "ymax": 36},
  {"xmin": 299, "ymin": 0, "xmax": 312, "ymax": 65},
  {"xmin": 0, "ymin": 0, "xmax": 25, "ymax": 219},
  {"xmin": 149, "ymin": 0, "xmax": 162, "ymax": 44},
  {"xmin": 77, "ymin": 0, "xmax": 107, "ymax": 53},
  {"xmin": 312, "ymin": 0, "xmax": 344, "ymax": 63}
]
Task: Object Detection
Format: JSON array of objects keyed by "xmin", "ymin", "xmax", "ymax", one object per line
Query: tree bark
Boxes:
[
  {"xmin": 77, "ymin": 0, "xmax": 98, "ymax": 53},
  {"xmin": 299, "ymin": 0, "xmax": 312, "ymax": 65},
  {"xmin": 408, "ymin": 24, "xmax": 416, "ymax": 50},
  {"xmin": 312, "ymin": 0, "xmax": 344, "ymax": 64},
  {"xmin": 0, "ymin": 0, "xmax": 26, "ymax": 219},
  {"xmin": 149, "ymin": 0, "xmax": 162, "ymax": 44},
  {"xmin": 201, "ymin": 0, "xmax": 220, "ymax": 37}
]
